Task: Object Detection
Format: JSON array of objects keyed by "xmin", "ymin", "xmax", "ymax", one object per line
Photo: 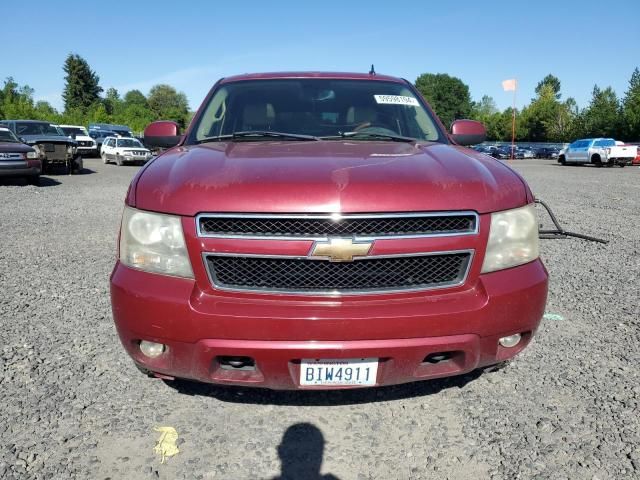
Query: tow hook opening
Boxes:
[
  {"xmin": 423, "ymin": 351, "xmax": 456, "ymax": 364},
  {"xmin": 217, "ymin": 356, "xmax": 256, "ymax": 371}
]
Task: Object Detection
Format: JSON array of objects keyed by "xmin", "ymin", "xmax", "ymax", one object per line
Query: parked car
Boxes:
[
  {"xmin": 88, "ymin": 128, "xmax": 118, "ymax": 154},
  {"xmin": 59, "ymin": 124, "xmax": 98, "ymax": 157},
  {"xmin": 89, "ymin": 123, "xmax": 133, "ymax": 138},
  {"xmin": 628, "ymin": 143, "xmax": 640, "ymax": 165},
  {"xmin": 558, "ymin": 138, "xmax": 635, "ymax": 167},
  {"xmin": 532, "ymin": 147, "xmax": 560, "ymax": 159},
  {"xmin": 498, "ymin": 145, "xmax": 524, "ymax": 159},
  {"xmin": 474, "ymin": 145, "xmax": 507, "ymax": 159},
  {"xmin": 101, "ymin": 137, "xmax": 152, "ymax": 165},
  {"xmin": 0, "ymin": 120, "xmax": 82, "ymax": 174},
  {"xmin": 110, "ymin": 71, "xmax": 547, "ymax": 390},
  {"xmin": 520, "ymin": 148, "xmax": 535, "ymax": 159},
  {"xmin": 0, "ymin": 126, "xmax": 41, "ymax": 184}
]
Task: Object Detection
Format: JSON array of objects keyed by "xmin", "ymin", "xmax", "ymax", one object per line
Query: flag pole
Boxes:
[{"xmin": 511, "ymin": 80, "xmax": 517, "ymax": 161}]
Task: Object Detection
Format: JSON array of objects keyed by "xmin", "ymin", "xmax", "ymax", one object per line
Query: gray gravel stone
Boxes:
[{"xmin": 0, "ymin": 158, "xmax": 638, "ymax": 479}]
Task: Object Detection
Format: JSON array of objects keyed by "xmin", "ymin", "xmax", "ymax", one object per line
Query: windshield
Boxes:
[
  {"xmin": 113, "ymin": 129, "xmax": 132, "ymax": 138},
  {"xmin": 15, "ymin": 122, "xmax": 62, "ymax": 136},
  {"xmin": 190, "ymin": 79, "xmax": 445, "ymax": 143},
  {"xmin": 0, "ymin": 129, "xmax": 20, "ymax": 143},
  {"xmin": 90, "ymin": 130, "xmax": 114, "ymax": 139},
  {"xmin": 61, "ymin": 127, "xmax": 88, "ymax": 136},
  {"xmin": 117, "ymin": 139, "xmax": 143, "ymax": 148}
]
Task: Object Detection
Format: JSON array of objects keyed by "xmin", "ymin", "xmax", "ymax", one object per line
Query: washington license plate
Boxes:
[{"xmin": 300, "ymin": 358, "xmax": 378, "ymax": 386}]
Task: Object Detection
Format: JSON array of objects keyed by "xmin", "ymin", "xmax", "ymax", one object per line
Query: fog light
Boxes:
[
  {"xmin": 139, "ymin": 340, "xmax": 166, "ymax": 358},
  {"xmin": 499, "ymin": 334, "xmax": 522, "ymax": 348}
]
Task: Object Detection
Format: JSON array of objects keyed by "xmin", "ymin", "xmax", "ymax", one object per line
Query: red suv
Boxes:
[{"xmin": 110, "ymin": 72, "xmax": 548, "ymax": 390}]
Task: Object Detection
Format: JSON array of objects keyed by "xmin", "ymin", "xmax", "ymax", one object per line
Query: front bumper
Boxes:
[
  {"xmin": 0, "ymin": 160, "xmax": 41, "ymax": 177},
  {"xmin": 77, "ymin": 147, "xmax": 97, "ymax": 155},
  {"xmin": 111, "ymin": 259, "xmax": 548, "ymax": 390},
  {"xmin": 123, "ymin": 155, "xmax": 152, "ymax": 162}
]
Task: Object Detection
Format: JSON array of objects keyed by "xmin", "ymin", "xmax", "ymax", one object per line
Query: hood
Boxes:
[
  {"xmin": 70, "ymin": 135, "xmax": 94, "ymax": 142},
  {"xmin": 0, "ymin": 142, "xmax": 34, "ymax": 154},
  {"xmin": 22, "ymin": 135, "xmax": 76, "ymax": 145},
  {"xmin": 133, "ymin": 141, "xmax": 528, "ymax": 216}
]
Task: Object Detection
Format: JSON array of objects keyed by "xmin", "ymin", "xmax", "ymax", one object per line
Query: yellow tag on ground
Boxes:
[{"xmin": 153, "ymin": 426, "xmax": 179, "ymax": 464}]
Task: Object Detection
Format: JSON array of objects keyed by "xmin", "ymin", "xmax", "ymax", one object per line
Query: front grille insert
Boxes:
[
  {"xmin": 197, "ymin": 213, "xmax": 477, "ymax": 239},
  {"xmin": 205, "ymin": 251, "xmax": 472, "ymax": 294},
  {"xmin": 40, "ymin": 143, "xmax": 67, "ymax": 160}
]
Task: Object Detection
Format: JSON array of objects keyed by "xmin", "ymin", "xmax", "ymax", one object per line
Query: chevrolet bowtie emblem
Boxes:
[{"xmin": 310, "ymin": 238, "xmax": 373, "ymax": 262}]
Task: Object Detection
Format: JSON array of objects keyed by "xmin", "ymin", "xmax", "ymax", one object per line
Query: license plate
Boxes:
[{"xmin": 300, "ymin": 358, "xmax": 378, "ymax": 386}]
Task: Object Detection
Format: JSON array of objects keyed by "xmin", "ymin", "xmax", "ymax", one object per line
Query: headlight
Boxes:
[
  {"xmin": 26, "ymin": 151, "xmax": 39, "ymax": 159},
  {"xmin": 481, "ymin": 204, "xmax": 539, "ymax": 273},
  {"xmin": 119, "ymin": 207, "xmax": 193, "ymax": 278}
]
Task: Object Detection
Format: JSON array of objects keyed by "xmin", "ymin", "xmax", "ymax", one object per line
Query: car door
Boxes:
[
  {"xmin": 109, "ymin": 139, "xmax": 117, "ymax": 160},
  {"xmin": 576, "ymin": 140, "xmax": 591, "ymax": 162},
  {"xmin": 567, "ymin": 140, "xmax": 585, "ymax": 162},
  {"xmin": 103, "ymin": 138, "xmax": 113, "ymax": 159},
  {"xmin": 565, "ymin": 142, "xmax": 577, "ymax": 162}
]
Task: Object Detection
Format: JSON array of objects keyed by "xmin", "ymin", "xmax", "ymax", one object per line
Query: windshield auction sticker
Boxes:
[{"xmin": 374, "ymin": 95, "xmax": 420, "ymax": 106}]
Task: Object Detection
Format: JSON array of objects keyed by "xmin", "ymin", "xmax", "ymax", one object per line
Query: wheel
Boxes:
[
  {"xmin": 101, "ymin": 153, "xmax": 109, "ymax": 164},
  {"xmin": 116, "ymin": 155, "xmax": 123, "ymax": 166},
  {"xmin": 28, "ymin": 175, "xmax": 40, "ymax": 186},
  {"xmin": 558, "ymin": 155, "xmax": 566, "ymax": 165},
  {"xmin": 74, "ymin": 156, "xmax": 83, "ymax": 174},
  {"xmin": 619, "ymin": 163, "xmax": 626, "ymax": 168},
  {"xmin": 591, "ymin": 155, "xmax": 602, "ymax": 167}
]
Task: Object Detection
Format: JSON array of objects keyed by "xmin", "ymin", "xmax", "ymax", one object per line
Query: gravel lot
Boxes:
[{"xmin": 0, "ymin": 157, "xmax": 638, "ymax": 480}]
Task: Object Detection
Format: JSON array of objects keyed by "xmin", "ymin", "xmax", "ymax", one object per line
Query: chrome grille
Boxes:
[
  {"xmin": 205, "ymin": 252, "xmax": 472, "ymax": 294},
  {"xmin": 198, "ymin": 213, "xmax": 477, "ymax": 239}
]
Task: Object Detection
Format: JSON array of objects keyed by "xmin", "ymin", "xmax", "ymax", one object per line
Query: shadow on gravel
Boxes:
[
  {"xmin": 268, "ymin": 423, "xmax": 340, "ymax": 480},
  {"xmin": 0, "ymin": 176, "xmax": 61, "ymax": 187},
  {"xmin": 164, "ymin": 370, "xmax": 483, "ymax": 406}
]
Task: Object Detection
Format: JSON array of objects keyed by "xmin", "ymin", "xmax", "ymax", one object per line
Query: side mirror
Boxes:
[
  {"xmin": 450, "ymin": 119, "xmax": 486, "ymax": 146},
  {"xmin": 143, "ymin": 121, "xmax": 182, "ymax": 148}
]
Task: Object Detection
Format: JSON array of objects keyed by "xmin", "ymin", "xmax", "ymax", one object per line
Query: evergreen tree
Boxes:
[
  {"xmin": 62, "ymin": 54, "xmax": 103, "ymax": 113},
  {"xmin": 622, "ymin": 67, "xmax": 640, "ymax": 141},
  {"xmin": 535, "ymin": 74, "xmax": 561, "ymax": 100},
  {"xmin": 583, "ymin": 85, "xmax": 622, "ymax": 138},
  {"xmin": 104, "ymin": 87, "xmax": 122, "ymax": 116}
]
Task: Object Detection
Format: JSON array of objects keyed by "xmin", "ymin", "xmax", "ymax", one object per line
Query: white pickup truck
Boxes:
[{"xmin": 558, "ymin": 138, "xmax": 635, "ymax": 167}]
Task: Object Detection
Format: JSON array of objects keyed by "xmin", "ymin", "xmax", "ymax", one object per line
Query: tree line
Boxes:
[
  {"xmin": 0, "ymin": 54, "xmax": 191, "ymax": 133},
  {"xmin": 1, "ymin": 53, "xmax": 639, "ymax": 142},
  {"xmin": 415, "ymin": 70, "xmax": 640, "ymax": 142}
]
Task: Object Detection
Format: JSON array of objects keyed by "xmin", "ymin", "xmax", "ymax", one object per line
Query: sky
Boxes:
[{"xmin": 2, "ymin": 0, "xmax": 639, "ymax": 112}]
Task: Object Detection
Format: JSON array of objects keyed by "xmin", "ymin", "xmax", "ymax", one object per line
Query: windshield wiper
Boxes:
[
  {"xmin": 322, "ymin": 132, "xmax": 416, "ymax": 143},
  {"xmin": 197, "ymin": 131, "xmax": 320, "ymax": 143}
]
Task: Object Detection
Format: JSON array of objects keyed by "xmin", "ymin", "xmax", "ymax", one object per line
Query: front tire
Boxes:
[
  {"xmin": 558, "ymin": 155, "xmax": 566, "ymax": 165},
  {"xmin": 28, "ymin": 175, "xmax": 40, "ymax": 186},
  {"xmin": 116, "ymin": 155, "xmax": 124, "ymax": 166},
  {"xmin": 102, "ymin": 153, "xmax": 109, "ymax": 164}
]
